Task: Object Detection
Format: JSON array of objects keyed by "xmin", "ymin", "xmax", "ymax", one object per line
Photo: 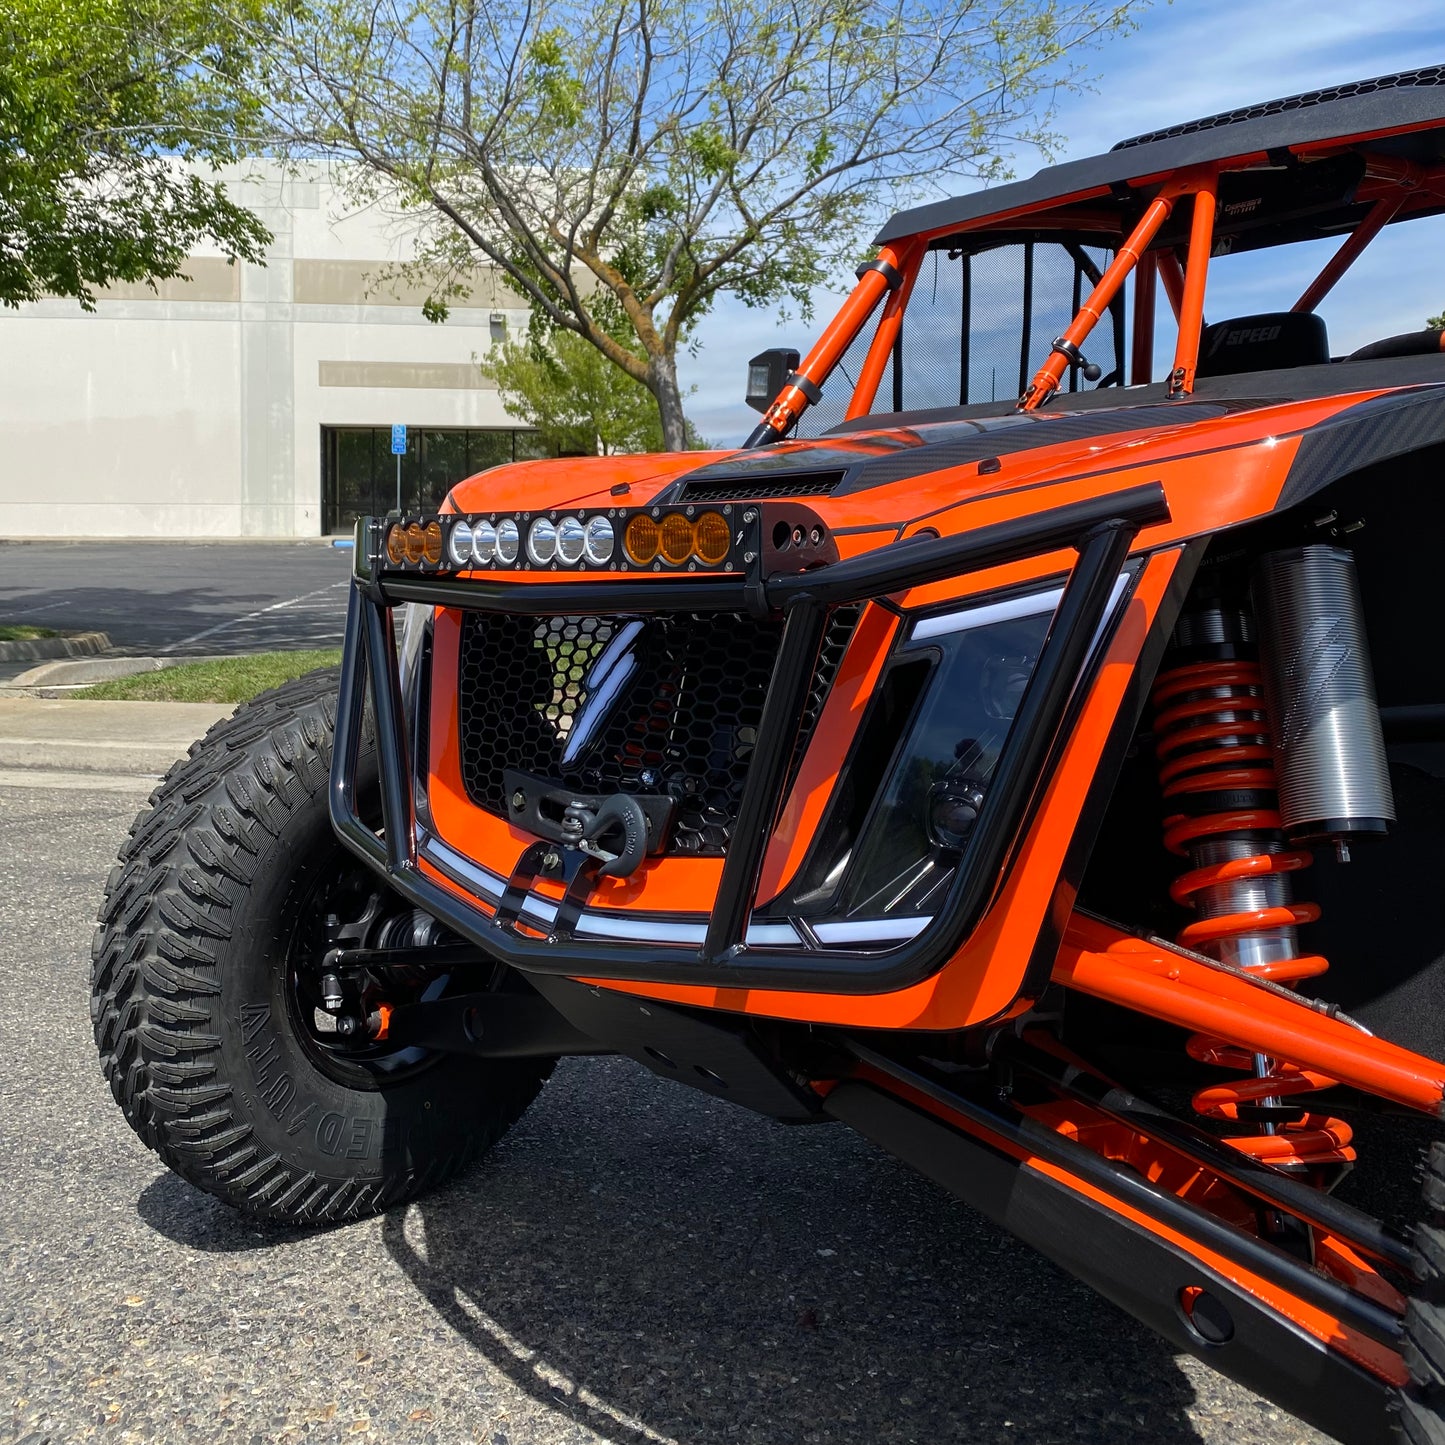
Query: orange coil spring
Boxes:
[{"xmin": 1153, "ymin": 658, "xmax": 1353, "ymax": 1169}]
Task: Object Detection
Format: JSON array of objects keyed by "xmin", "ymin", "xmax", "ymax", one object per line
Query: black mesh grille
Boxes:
[
  {"xmin": 1113, "ymin": 66, "xmax": 1445, "ymax": 150},
  {"xmin": 457, "ymin": 607, "xmax": 859, "ymax": 856}
]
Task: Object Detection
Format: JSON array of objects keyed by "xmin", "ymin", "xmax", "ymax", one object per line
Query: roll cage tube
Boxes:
[
  {"xmin": 331, "ymin": 484, "xmax": 1169, "ymax": 995},
  {"xmin": 742, "ymin": 239, "xmax": 924, "ymax": 448},
  {"xmin": 1018, "ymin": 168, "xmax": 1218, "ymax": 411},
  {"xmin": 1017, "ymin": 154, "xmax": 1444, "ymax": 409}
]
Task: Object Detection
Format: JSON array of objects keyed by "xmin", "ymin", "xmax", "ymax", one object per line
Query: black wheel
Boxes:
[
  {"xmin": 1399, "ymin": 1143, "xmax": 1445, "ymax": 1441},
  {"xmin": 91, "ymin": 667, "xmax": 553, "ymax": 1224}
]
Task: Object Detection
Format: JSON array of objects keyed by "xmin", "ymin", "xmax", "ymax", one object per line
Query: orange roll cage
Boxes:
[{"xmin": 750, "ymin": 148, "xmax": 1445, "ymax": 444}]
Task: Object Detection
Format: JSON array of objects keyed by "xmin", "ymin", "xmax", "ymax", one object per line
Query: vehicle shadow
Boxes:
[
  {"xmin": 136, "ymin": 1170, "xmax": 315, "ymax": 1252},
  {"xmin": 380, "ymin": 1056, "xmax": 1211, "ymax": 1445}
]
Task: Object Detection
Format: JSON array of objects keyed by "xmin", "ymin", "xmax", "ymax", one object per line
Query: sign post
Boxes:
[{"xmin": 390, "ymin": 424, "xmax": 407, "ymax": 511}]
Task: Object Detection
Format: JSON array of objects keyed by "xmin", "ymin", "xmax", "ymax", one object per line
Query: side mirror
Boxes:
[{"xmin": 745, "ymin": 348, "xmax": 800, "ymax": 413}]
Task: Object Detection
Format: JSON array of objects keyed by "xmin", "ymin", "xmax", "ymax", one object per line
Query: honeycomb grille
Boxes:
[
  {"xmin": 1113, "ymin": 65, "xmax": 1445, "ymax": 150},
  {"xmin": 457, "ymin": 607, "xmax": 860, "ymax": 856}
]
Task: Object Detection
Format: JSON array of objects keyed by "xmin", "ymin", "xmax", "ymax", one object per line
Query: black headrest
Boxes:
[{"xmin": 1196, "ymin": 312, "xmax": 1330, "ymax": 377}]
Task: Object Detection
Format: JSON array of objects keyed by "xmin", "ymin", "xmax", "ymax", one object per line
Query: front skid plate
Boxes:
[{"xmin": 827, "ymin": 1082, "xmax": 1394, "ymax": 1445}]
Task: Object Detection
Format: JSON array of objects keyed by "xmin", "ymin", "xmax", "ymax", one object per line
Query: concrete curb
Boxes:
[
  {"xmin": 7, "ymin": 656, "xmax": 168, "ymax": 689},
  {"xmin": 0, "ymin": 630, "xmax": 112, "ymax": 661},
  {"xmin": 0, "ymin": 696, "xmax": 235, "ymax": 781}
]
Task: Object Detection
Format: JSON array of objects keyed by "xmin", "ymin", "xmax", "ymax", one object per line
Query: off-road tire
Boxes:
[
  {"xmin": 90, "ymin": 667, "xmax": 552, "ymax": 1224},
  {"xmin": 1398, "ymin": 1143, "xmax": 1445, "ymax": 1441}
]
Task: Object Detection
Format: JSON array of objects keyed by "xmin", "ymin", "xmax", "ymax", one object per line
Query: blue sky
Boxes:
[{"xmin": 677, "ymin": 1, "xmax": 1445, "ymax": 446}]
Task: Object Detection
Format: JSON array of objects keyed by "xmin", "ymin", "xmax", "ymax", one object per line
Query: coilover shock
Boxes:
[{"xmin": 1152, "ymin": 588, "xmax": 1354, "ymax": 1172}]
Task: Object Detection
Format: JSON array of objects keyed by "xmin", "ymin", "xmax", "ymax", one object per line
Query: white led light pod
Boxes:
[
  {"xmin": 470, "ymin": 519, "xmax": 497, "ymax": 564},
  {"xmin": 447, "ymin": 520, "xmax": 473, "ymax": 567},
  {"xmin": 556, "ymin": 516, "xmax": 586, "ymax": 564},
  {"xmin": 583, "ymin": 515, "xmax": 614, "ymax": 564},
  {"xmin": 526, "ymin": 517, "xmax": 557, "ymax": 565}
]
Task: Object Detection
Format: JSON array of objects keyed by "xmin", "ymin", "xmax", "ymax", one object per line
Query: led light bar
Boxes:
[
  {"xmin": 366, "ymin": 501, "xmax": 838, "ymax": 581},
  {"xmin": 380, "ymin": 506, "xmax": 760, "ymax": 575}
]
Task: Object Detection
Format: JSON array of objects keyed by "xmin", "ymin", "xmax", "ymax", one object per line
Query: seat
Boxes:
[
  {"xmin": 1347, "ymin": 329, "xmax": 1445, "ymax": 362},
  {"xmin": 1196, "ymin": 312, "xmax": 1330, "ymax": 378}
]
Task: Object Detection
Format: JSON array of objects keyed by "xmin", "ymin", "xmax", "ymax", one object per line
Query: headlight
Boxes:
[
  {"xmin": 780, "ymin": 586, "xmax": 1061, "ymax": 940},
  {"xmin": 526, "ymin": 517, "xmax": 556, "ymax": 565},
  {"xmin": 693, "ymin": 512, "xmax": 730, "ymax": 566},
  {"xmin": 495, "ymin": 518, "xmax": 520, "ymax": 564}
]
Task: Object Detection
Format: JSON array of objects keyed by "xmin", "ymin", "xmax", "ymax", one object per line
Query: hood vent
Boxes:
[{"xmin": 673, "ymin": 470, "xmax": 846, "ymax": 503}]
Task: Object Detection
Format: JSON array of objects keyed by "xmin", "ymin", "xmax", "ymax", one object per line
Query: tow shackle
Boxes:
[{"xmin": 564, "ymin": 794, "xmax": 650, "ymax": 878}]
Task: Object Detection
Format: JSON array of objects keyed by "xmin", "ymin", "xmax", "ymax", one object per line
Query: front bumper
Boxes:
[{"xmin": 329, "ymin": 484, "xmax": 1168, "ymax": 995}]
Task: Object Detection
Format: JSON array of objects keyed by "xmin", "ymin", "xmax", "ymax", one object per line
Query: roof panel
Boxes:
[{"xmin": 875, "ymin": 66, "xmax": 1445, "ymax": 244}]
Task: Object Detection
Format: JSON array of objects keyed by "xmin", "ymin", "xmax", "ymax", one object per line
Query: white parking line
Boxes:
[
  {"xmin": 159, "ymin": 582, "xmax": 350, "ymax": 654},
  {"xmin": 0, "ymin": 599, "xmax": 73, "ymax": 619}
]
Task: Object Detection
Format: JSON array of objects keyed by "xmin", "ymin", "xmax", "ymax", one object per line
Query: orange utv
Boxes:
[{"xmin": 95, "ymin": 67, "xmax": 1445, "ymax": 1444}]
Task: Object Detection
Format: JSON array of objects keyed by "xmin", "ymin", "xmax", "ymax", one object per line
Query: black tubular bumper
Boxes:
[{"xmin": 329, "ymin": 484, "xmax": 1170, "ymax": 994}]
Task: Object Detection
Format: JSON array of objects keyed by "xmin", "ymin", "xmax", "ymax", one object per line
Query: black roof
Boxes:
[{"xmin": 876, "ymin": 65, "xmax": 1445, "ymax": 244}]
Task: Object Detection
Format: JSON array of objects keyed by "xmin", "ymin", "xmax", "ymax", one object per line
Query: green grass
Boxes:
[
  {"xmin": 77, "ymin": 650, "xmax": 343, "ymax": 703},
  {"xmin": 0, "ymin": 624, "xmax": 59, "ymax": 641}
]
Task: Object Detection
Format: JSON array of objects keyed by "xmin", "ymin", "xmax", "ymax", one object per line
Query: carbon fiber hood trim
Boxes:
[{"xmin": 663, "ymin": 402, "xmax": 1232, "ymax": 500}]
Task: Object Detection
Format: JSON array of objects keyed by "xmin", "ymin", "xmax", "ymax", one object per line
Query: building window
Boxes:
[{"xmin": 320, "ymin": 426, "xmax": 545, "ymax": 533}]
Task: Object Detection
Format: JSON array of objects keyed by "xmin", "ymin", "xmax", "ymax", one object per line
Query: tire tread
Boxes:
[{"xmin": 91, "ymin": 666, "xmax": 546, "ymax": 1223}]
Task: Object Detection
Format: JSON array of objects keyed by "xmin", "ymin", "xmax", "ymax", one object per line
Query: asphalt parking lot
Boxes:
[
  {"xmin": 0, "ymin": 729, "xmax": 1328, "ymax": 1445},
  {"xmin": 0, "ymin": 541, "xmax": 352, "ymax": 655}
]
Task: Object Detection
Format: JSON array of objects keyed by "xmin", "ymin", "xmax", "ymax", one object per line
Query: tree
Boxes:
[
  {"xmin": 480, "ymin": 325, "xmax": 706, "ymax": 455},
  {"xmin": 253, "ymin": 0, "xmax": 1143, "ymax": 449},
  {"xmin": 0, "ymin": 0, "xmax": 271, "ymax": 309}
]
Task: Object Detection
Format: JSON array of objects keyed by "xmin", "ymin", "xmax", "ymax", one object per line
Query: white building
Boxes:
[{"xmin": 0, "ymin": 161, "xmax": 537, "ymax": 538}]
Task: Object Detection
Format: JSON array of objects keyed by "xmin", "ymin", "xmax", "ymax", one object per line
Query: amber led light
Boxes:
[
  {"xmin": 693, "ymin": 512, "xmax": 730, "ymax": 566},
  {"xmin": 659, "ymin": 513, "xmax": 694, "ymax": 565},
  {"xmin": 385, "ymin": 523, "xmax": 406, "ymax": 565},
  {"xmin": 422, "ymin": 521, "xmax": 443, "ymax": 566},
  {"xmin": 403, "ymin": 522, "xmax": 426, "ymax": 564},
  {"xmin": 624, "ymin": 514, "xmax": 660, "ymax": 564}
]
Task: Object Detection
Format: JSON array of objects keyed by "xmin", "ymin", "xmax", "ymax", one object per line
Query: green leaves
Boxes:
[
  {"xmin": 685, "ymin": 126, "xmax": 740, "ymax": 181},
  {"xmin": 0, "ymin": 0, "xmax": 272, "ymax": 308},
  {"xmin": 479, "ymin": 325, "xmax": 705, "ymax": 455},
  {"xmin": 525, "ymin": 28, "xmax": 586, "ymax": 129}
]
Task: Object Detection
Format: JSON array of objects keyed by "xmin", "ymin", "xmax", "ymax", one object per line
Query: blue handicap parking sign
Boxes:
[{"xmin": 390, "ymin": 423, "xmax": 407, "ymax": 455}]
